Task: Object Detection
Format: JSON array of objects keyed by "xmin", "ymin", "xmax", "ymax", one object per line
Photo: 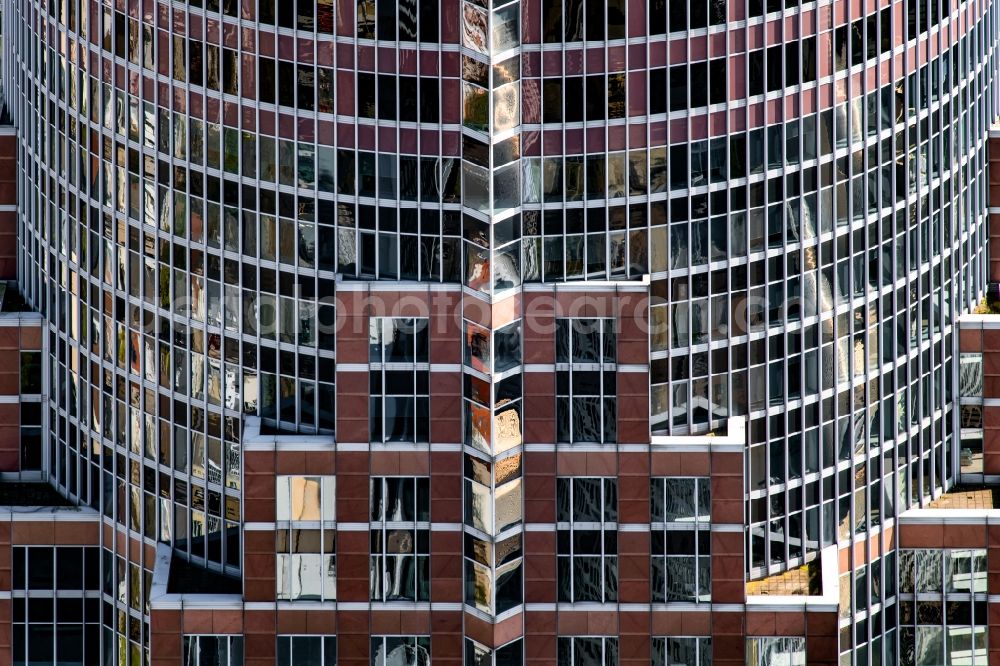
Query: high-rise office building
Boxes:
[{"xmin": 0, "ymin": 0, "xmax": 997, "ymax": 664}]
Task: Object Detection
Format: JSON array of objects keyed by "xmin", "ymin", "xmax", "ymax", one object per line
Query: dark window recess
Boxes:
[
  {"xmin": 585, "ymin": 74, "xmax": 605, "ymax": 121},
  {"xmin": 669, "ymin": 65, "xmax": 686, "ymax": 111},
  {"xmin": 420, "ymin": 78, "xmax": 439, "ymax": 123},
  {"xmin": 377, "ymin": 75, "xmax": 397, "ymax": 120},
  {"xmin": 400, "ymin": 77, "xmax": 419, "ymax": 122},
  {"xmin": 358, "ymin": 73, "xmax": 376, "ymax": 118},
  {"xmin": 650, "ymin": 68, "xmax": 667, "ymax": 115},
  {"xmin": 20, "ymin": 352, "xmax": 41, "ymax": 393},
  {"xmin": 748, "ymin": 50, "xmax": 764, "ymax": 97},
  {"xmin": 278, "ymin": 61, "xmax": 295, "ymax": 107}
]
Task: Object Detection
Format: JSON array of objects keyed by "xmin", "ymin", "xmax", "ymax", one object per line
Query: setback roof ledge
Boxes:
[
  {"xmin": 898, "ymin": 508, "xmax": 1000, "ymax": 523},
  {"xmin": 333, "ymin": 276, "xmax": 463, "ymax": 292},
  {"xmin": 0, "ymin": 506, "xmax": 98, "ymax": 520},
  {"xmin": 743, "ymin": 599, "xmax": 840, "ymax": 614},
  {"xmin": 242, "ymin": 416, "xmax": 336, "ymax": 451},
  {"xmin": 957, "ymin": 313, "xmax": 1000, "ymax": 326},
  {"xmin": 520, "ymin": 275, "xmax": 651, "ymax": 291},
  {"xmin": 150, "ymin": 543, "xmax": 243, "ymax": 611},
  {"xmin": 650, "ymin": 416, "xmax": 747, "ymax": 448},
  {"xmin": 746, "ymin": 544, "xmax": 840, "ymax": 611}
]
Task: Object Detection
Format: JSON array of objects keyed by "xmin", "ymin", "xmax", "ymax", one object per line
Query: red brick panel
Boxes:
[
  {"xmin": 984, "ymin": 405, "xmax": 1000, "ymax": 474},
  {"xmin": 523, "ymin": 611, "xmax": 557, "ymax": 666},
  {"xmin": 804, "ymin": 610, "xmax": 839, "ymax": 666},
  {"xmin": 429, "ymin": 291, "xmax": 462, "ymax": 365},
  {"xmin": 523, "ymin": 530, "xmax": 556, "ymax": 604},
  {"xmin": 711, "ymin": 531, "xmax": 745, "ymax": 604},
  {"xmin": 898, "ymin": 522, "xmax": 946, "ymax": 549},
  {"xmin": 523, "ymin": 370, "xmax": 556, "ymax": 444},
  {"xmin": 991, "ymin": 215, "xmax": 1000, "ymax": 283},
  {"xmin": 429, "ymin": 370, "xmax": 461, "ymax": 443},
  {"xmin": 984, "ymin": 340, "xmax": 1000, "ymax": 397},
  {"xmin": 334, "ymin": 531, "xmax": 369, "ymax": 603},
  {"xmin": 988, "ymin": 526, "xmax": 1000, "ymax": 597},
  {"xmin": 990, "ymin": 130, "xmax": 1000, "ymax": 280},
  {"xmin": 0, "ymin": 211, "xmax": 17, "ymax": 280},
  {"xmin": 710, "ymin": 610, "xmax": 745, "ymax": 666},
  {"xmin": 0, "ymin": 135, "xmax": 15, "ymax": 213},
  {"xmin": 429, "ymin": 529, "xmax": 462, "ymax": 603},
  {"xmin": 335, "ymin": 370, "xmax": 369, "ymax": 444},
  {"xmin": 524, "ymin": 451, "xmax": 555, "ymax": 525},
  {"xmin": 617, "ymin": 371, "xmax": 650, "ymax": 445},
  {"xmin": 430, "ymin": 611, "xmax": 463, "ymax": 666},
  {"xmin": 19, "ymin": 324, "xmax": 41, "ymax": 352},
  {"xmin": 618, "ymin": 452, "xmax": 650, "ymax": 525},
  {"xmin": 149, "ymin": 609, "xmax": 182, "ymax": 666},
  {"xmin": 336, "ymin": 609, "xmax": 370, "ymax": 666},
  {"xmin": 242, "ymin": 531, "xmax": 275, "ymax": 603},
  {"xmin": 617, "ymin": 531, "xmax": 651, "ymax": 603},
  {"xmin": 242, "ymin": 451, "xmax": 275, "ymax": 522},
  {"xmin": 242, "ymin": 610, "xmax": 276, "ymax": 666},
  {"xmin": 522, "ymin": 293, "xmax": 556, "ymax": 365},
  {"xmin": 959, "ymin": 327, "xmax": 983, "ymax": 353},
  {"xmin": 989, "ymin": 601, "xmax": 1000, "ymax": 664},
  {"xmin": 618, "ymin": 610, "xmax": 651, "ymax": 666}
]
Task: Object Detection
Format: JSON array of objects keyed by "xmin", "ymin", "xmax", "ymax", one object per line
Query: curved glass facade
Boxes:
[{"xmin": 1, "ymin": 0, "xmax": 998, "ymax": 663}]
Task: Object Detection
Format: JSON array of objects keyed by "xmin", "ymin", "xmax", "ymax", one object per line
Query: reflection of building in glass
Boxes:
[{"xmin": 0, "ymin": 0, "xmax": 999, "ymax": 663}]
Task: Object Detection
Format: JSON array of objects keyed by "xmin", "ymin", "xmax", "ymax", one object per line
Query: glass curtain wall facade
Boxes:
[{"xmin": 0, "ymin": 0, "xmax": 997, "ymax": 663}]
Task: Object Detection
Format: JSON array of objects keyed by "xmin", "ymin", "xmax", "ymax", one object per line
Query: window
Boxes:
[
  {"xmin": 357, "ymin": 0, "xmax": 438, "ymax": 41},
  {"xmin": 557, "ymin": 637, "xmax": 618, "ymax": 665},
  {"xmin": 183, "ymin": 636, "xmax": 244, "ymax": 666},
  {"xmin": 464, "ymin": 453, "xmax": 524, "ymax": 614},
  {"xmin": 651, "ymin": 477, "xmax": 711, "ymax": 602},
  {"xmin": 557, "ymin": 477, "xmax": 618, "ymax": 603},
  {"xmin": 371, "ymin": 636, "xmax": 430, "ymax": 666},
  {"xmin": 959, "ymin": 353, "xmax": 983, "ymax": 397},
  {"xmin": 20, "ymin": 401, "xmax": 42, "ymax": 471},
  {"xmin": 20, "ymin": 351, "xmax": 42, "ymax": 393},
  {"xmin": 466, "ymin": 638, "xmax": 523, "ymax": 665},
  {"xmin": 746, "ymin": 637, "xmax": 805, "ymax": 665},
  {"xmin": 652, "ymin": 637, "xmax": 711, "ymax": 666},
  {"xmin": 275, "ymin": 476, "xmax": 337, "ymax": 602},
  {"xmin": 370, "ymin": 477, "xmax": 431, "ymax": 602},
  {"xmin": 276, "ymin": 636, "xmax": 336, "ymax": 666},
  {"xmin": 649, "ymin": 0, "xmax": 726, "ymax": 32},
  {"xmin": 369, "ymin": 318, "xmax": 430, "ymax": 443},
  {"xmin": 11, "ymin": 546, "xmax": 101, "ymax": 666},
  {"xmin": 898, "ymin": 549, "xmax": 988, "ymax": 665},
  {"xmin": 556, "ymin": 319, "xmax": 617, "ymax": 443},
  {"xmin": 542, "ymin": 0, "xmax": 623, "ymax": 42}
]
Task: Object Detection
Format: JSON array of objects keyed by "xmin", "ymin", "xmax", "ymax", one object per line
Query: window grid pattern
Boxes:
[
  {"xmin": 465, "ymin": 637, "xmax": 524, "ymax": 665},
  {"xmin": 897, "ymin": 549, "xmax": 988, "ymax": 666},
  {"xmin": 182, "ymin": 636, "xmax": 244, "ymax": 666},
  {"xmin": 370, "ymin": 477, "xmax": 431, "ymax": 603},
  {"xmin": 276, "ymin": 635, "xmax": 337, "ymax": 666},
  {"xmin": 3, "ymin": 0, "xmax": 998, "ymax": 663},
  {"xmin": 746, "ymin": 636, "xmax": 806, "ymax": 666},
  {"xmin": 18, "ymin": 351, "xmax": 44, "ymax": 471},
  {"xmin": 837, "ymin": 551, "xmax": 897, "ymax": 663},
  {"xmin": 370, "ymin": 636, "xmax": 430, "ymax": 666},
  {"xmin": 651, "ymin": 477, "xmax": 711, "ymax": 603},
  {"xmin": 556, "ymin": 477, "xmax": 618, "ymax": 603},
  {"xmin": 555, "ymin": 318, "xmax": 617, "ymax": 444},
  {"xmin": 369, "ymin": 318, "xmax": 430, "ymax": 444},
  {"xmin": 557, "ymin": 636, "xmax": 619, "ymax": 666},
  {"xmin": 11, "ymin": 546, "xmax": 102, "ymax": 666},
  {"xmin": 651, "ymin": 636, "xmax": 712, "ymax": 666},
  {"xmin": 959, "ymin": 352, "xmax": 984, "ymax": 478},
  {"xmin": 275, "ymin": 476, "xmax": 337, "ymax": 602}
]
